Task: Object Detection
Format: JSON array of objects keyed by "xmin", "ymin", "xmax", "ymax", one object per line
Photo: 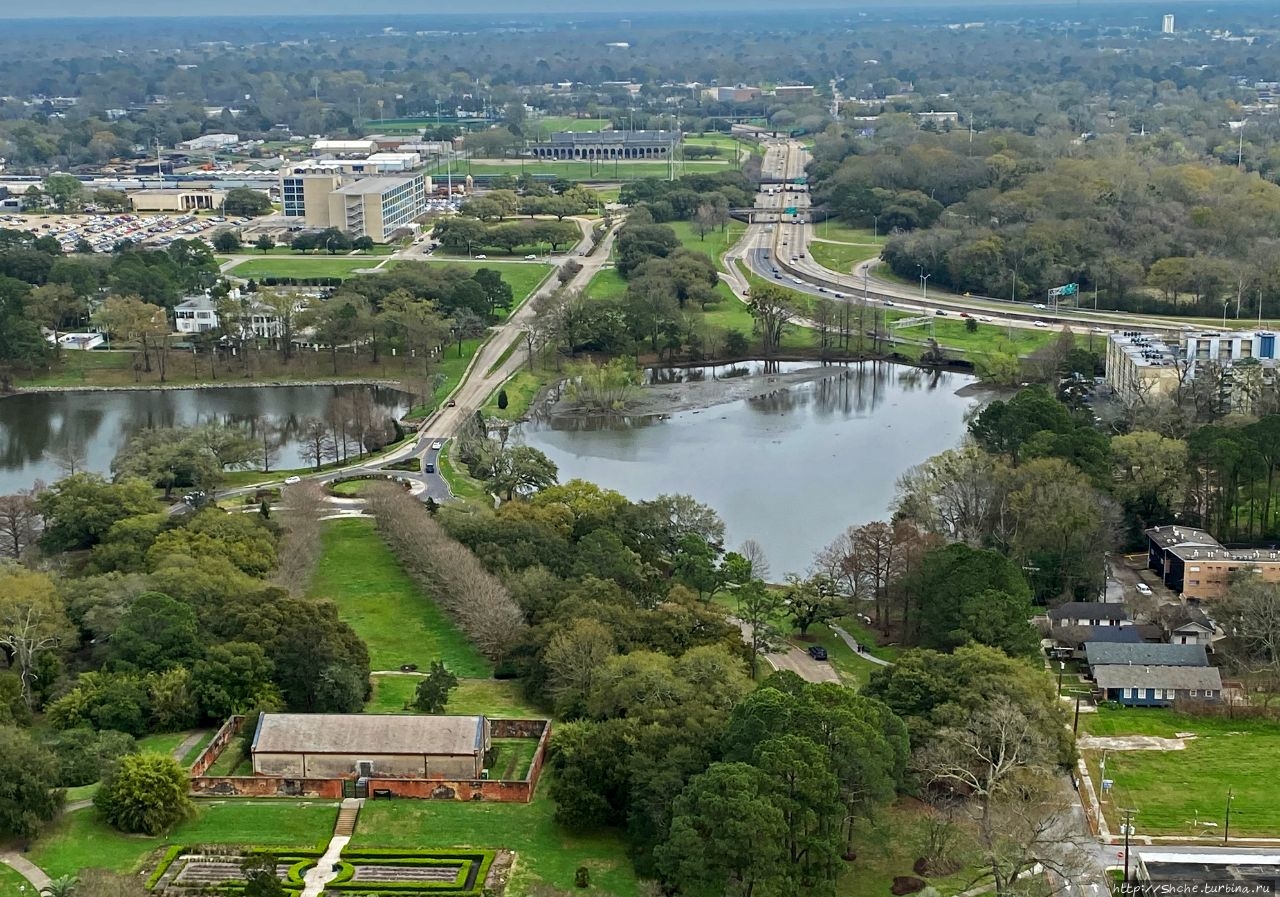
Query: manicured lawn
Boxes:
[
  {"xmin": 668, "ymin": 219, "xmax": 746, "ymax": 270},
  {"xmin": 811, "ymin": 221, "xmax": 886, "ymax": 245},
  {"xmin": 885, "ymin": 312, "xmax": 1057, "ymax": 357},
  {"xmin": 137, "ymin": 731, "xmax": 194, "ymax": 758},
  {"xmin": 438, "ymin": 441, "xmax": 490, "ymax": 505},
  {"xmin": 30, "ymin": 802, "xmax": 339, "ymax": 879},
  {"xmin": 329, "ymin": 479, "xmax": 384, "ymax": 497},
  {"xmin": 205, "ymin": 735, "xmax": 250, "ymax": 776},
  {"xmin": 227, "ymin": 257, "xmax": 388, "ymax": 279},
  {"xmin": 532, "ymin": 116, "xmax": 612, "ymax": 133},
  {"xmin": 489, "ymin": 738, "xmax": 539, "ymax": 780},
  {"xmin": 585, "ymin": 267, "xmax": 628, "ymax": 300},
  {"xmin": 308, "ymin": 518, "xmax": 491, "ymax": 676},
  {"xmin": 484, "ymin": 369, "xmax": 549, "ymax": 421},
  {"xmin": 0, "ymin": 861, "xmax": 31, "ymax": 897},
  {"xmin": 366, "ymin": 676, "xmax": 545, "ymax": 717},
  {"xmin": 809, "ymin": 240, "xmax": 882, "ymax": 274},
  {"xmin": 433, "ymin": 161, "xmax": 733, "ymax": 181},
  {"xmin": 406, "ymin": 337, "xmax": 484, "ymax": 419},
  {"xmin": 417, "ymin": 259, "xmax": 554, "ymax": 310},
  {"xmin": 1080, "ymin": 708, "xmax": 1280, "ymax": 836},
  {"xmin": 351, "ymin": 784, "xmax": 638, "ymax": 897},
  {"xmin": 833, "ymin": 615, "xmax": 903, "ymax": 663}
]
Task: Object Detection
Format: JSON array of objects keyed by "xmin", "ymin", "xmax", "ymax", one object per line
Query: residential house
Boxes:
[
  {"xmin": 1157, "ymin": 605, "xmax": 1218, "ymax": 647},
  {"xmin": 1046, "ymin": 624, "xmax": 1142, "ymax": 660},
  {"xmin": 1084, "ymin": 642, "xmax": 1209, "ymax": 674},
  {"xmin": 251, "ymin": 712, "xmax": 490, "ymax": 780},
  {"xmin": 174, "ymin": 295, "xmax": 220, "ymax": 334},
  {"xmin": 1047, "ymin": 602, "xmax": 1132, "ymax": 628},
  {"xmin": 1092, "ymin": 664, "xmax": 1223, "ymax": 706}
]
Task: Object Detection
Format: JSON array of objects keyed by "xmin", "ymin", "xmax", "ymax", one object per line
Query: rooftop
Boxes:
[
  {"xmin": 1109, "ymin": 330, "xmax": 1180, "ymax": 368},
  {"xmin": 1093, "ymin": 664, "xmax": 1223, "ymax": 691},
  {"xmin": 334, "ymin": 175, "xmax": 422, "ymax": 196},
  {"xmin": 1138, "ymin": 848, "xmax": 1280, "ymax": 882},
  {"xmin": 1148, "ymin": 525, "xmax": 1280, "ymax": 564},
  {"xmin": 1048, "ymin": 602, "xmax": 1130, "ymax": 622},
  {"xmin": 544, "ymin": 129, "xmax": 680, "ymax": 145},
  {"xmin": 1084, "ymin": 642, "xmax": 1208, "ymax": 667},
  {"xmin": 252, "ymin": 713, "xmax": 486, "ymax": 756}
]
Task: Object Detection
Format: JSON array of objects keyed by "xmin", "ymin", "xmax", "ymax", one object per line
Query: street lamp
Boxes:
[
  {"xmin": 1057, "ymin": 660, "xmax": 1066, "ymax": 696},
  {"xmin": 871, "ymin": 213, "xmax": 880, "ymax": 242},
  {"xmin": 918, "ymin": 268, "xmax": 931, "ymax": 301}
]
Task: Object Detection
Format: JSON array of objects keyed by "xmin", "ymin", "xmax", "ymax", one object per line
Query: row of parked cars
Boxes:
[{"xmin": 1, "ymin": 211, "xmax": 248, "ymax": 253}]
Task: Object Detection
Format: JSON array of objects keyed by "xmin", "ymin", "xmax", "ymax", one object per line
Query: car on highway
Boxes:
[
  {"xmin": 792, "ymin": 277, "xmax": 804, "ymax": 285},
  {"xmin": 807, "ymin": 645, "xmax": 829, "ymax": 661},
  {"xmin": 1136, "ymin": 583, "xmax": 1153, "ymax": 595},
  {"xmin": 977, "ymin": 316, "xmax": 992, "ymax": 322},
  {"xmin": 833, "ymin": 291, "xmax": 845, "ymax": 298},
  {"xmin": 817, "ymin": 286, "xmax": 827, "ymax": 292},
  {"xmin": 524, "ymin": 254, "xmax": 537, "ymax": 260},
  {"xmin": 1034, "ymin": 320, "xmax": 1049, "ymax": 328},
  {"xmin": 446, "ymin": 399, "xmax": 456, "ymax": 407},
  {"xmin": 883, "ymin": 299, "xmax": 894, "ymax": 306},
  {"xmin": 935, "ymin": 309, "xmax": 948, "ymax": 316},
  {"xmin": 431, "ymin": 441, "xmax": 443, "ymax": 450},
  {"xmin": 1033, "ymin": 303, "xmax": 1046, "ymax": 310},
  {"xmin": 284, "ymin": 476, "xmax": 301, "ymax": 485},
  {"xmin": 474, "ymin": 254, "xmax": 487, "ymax": 259},
  {"xmin": 424, "ymin": 462, "xmax": 435, "ymax": 473},
  {"xmin": 959, "ymin": 312, "xmax": 970, "ymax": 318}
]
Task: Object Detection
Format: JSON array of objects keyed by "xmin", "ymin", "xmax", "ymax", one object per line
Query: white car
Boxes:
[
  {"xmin": 1034, "ymin": 303, "xmax": 1046, "ymax": 310},
  {"xmin": 474, "ymin": 254, "xmax": 487, "ymax": 259},
  {"xmin": 1033, "ymin": 320, "xmax": 1049, "ymax": 328},
  {"xmin": 431, "ymin": 441, "xmax": 443, "ymax": 450},
  {"xmin": 792, "ymin": 277, "xmax": 804, "ymax": 285},
  {"xmin": 283, "ymin": 476, "xmax": 302, "ymax": 485},
  {"xmin": 524, "ymin": 254, "xmax": 537, "ymax": 260},
  {"xmin": 977, "ymin": 316, "xmax": 992, "ymax": 323},
  {"xmin": 1136, "ymin": 583, "xmax": 1153, "ymax": 595}
]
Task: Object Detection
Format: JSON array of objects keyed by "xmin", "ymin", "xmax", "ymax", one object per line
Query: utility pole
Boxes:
[
  {"xmin": 1120, "ymin": 808, "xmax": 1138, "ymax": 884},
  {"xmin": 1224, "ymin": 787, "xmax": 1234, "ymax": 844}
]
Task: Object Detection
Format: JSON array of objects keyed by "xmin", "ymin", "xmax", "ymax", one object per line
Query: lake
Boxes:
[
  {"xmin": 0, "ymin": 384, "xmax": 411, "ymax": 494},
  {"xmin": 517, "ymin": 361, "xmax": 982, "ymax": 577}
]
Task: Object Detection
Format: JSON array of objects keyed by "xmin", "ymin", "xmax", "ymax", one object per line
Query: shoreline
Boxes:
[{"xmin": 0, "ymin": 378, "xmax": 408, "ymax": 397}]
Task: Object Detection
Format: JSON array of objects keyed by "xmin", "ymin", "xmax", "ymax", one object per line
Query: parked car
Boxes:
[
  {"xmin": 474, "ymin": 254, "xmax": 487, "ymax": 259},
  {"xmin": 807, "ymin": 645, "xmax": 829, "ymax": 661}
]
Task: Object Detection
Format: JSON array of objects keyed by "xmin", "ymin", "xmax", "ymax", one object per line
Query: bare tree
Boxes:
[
  {"xmin": 299, "ymin": 417, "xmax": 335, "ymax": 471},
  {"xmin": 737, "ymin": 538, "xmax": 772, "ymax": 583},
  {"xmin": 365, "ymin": 485, "xmax": 526, "ymax": 663},
  {"xmin": 273, "ymin": 481, "xmax": 326, "ymax": 596},
  {"xmin": 45, "ymin": 442, "xmax": 86, "ymax": 477},
  {"xmin": 250, "ymin": 416, "xmax": 282, "ymax": 473},
  {"xmin": 0, "ymin": 484, "xmax": 43, "ymax": 559}
]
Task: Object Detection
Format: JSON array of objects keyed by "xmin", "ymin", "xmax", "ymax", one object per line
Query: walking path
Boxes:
[
  {"xmin": 0, "ymin": 852, "xmax": 52, "ymax": 891},
  {"xmin": 172, "ymin": 730, "xmax": 207, "ymax": 764},
  {"xmin": 830, "ymin": 624, "xmax": 892, "ymax": 667},
  {"xmin": 300, "ymin": 834, "xmax": 350, "ymax": 897}
]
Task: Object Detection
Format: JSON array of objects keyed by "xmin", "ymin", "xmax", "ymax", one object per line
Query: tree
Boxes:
[
  {"xmin": 481, "ymin": 445, "xmax": 559, "ymax": 501},
  {"xmin": 212, "ymin": 230, "xmax": 242, "ymax": 253},
  {"xmin": 92, "ymin": 295, "xmax": 170, "ymax": 380},
  {"xmin": 108, "ymin": 591, "xmax": 201, "ymax": 673},
  {"xmin": 782, "ymin": 573, "xmax": 841, "ymax": 636},
  {"xmin": 412, "ymin": 660, "xmax": 459, "ymax": 713},
  {"xmin": 0, "ymin": 564, "xmax": 72, "ymax": 708},
  {"xmin": 746, "ymin": 284, "xmax": 797, "ymax": 356},
  {"xmin": 255, "ymin": 234, "xmax": 275, "ymax": 253},
  {"xmin": 735, "ymin": 580, "xmax": 786, "ymax": 679},
  {"xmin": 299, "ymin": 417, "xmax": 335, "ymax": 470},
  {"xmin": 43, "ymin": 173, "xmax": 84, "ymax": 213},
  {"xmin": 242, "ymin": 855, "xmax": 287, "ymax": 897},
  {"xmin": 0, "ymin": 485, "xmax": 43, "ymax": 559},
  {"xmin": 905, "ymin": 543, "xmax": 1036, "ymax": 656},
  {"xmin": 94, "ymin": 751, "xmax": 194, "ymax": 835},
  {"xmin": 542, "ymin": 618, "xmax": 617, "ymax": 717},
  {"xmin": 37, "ymin": 473, "xmax": 157, "ymax": 554},
  {"xmin": 0, "ymin": 726, "xmax": 63, "ymax": 839},
  {"xmin": 223, "ymin": 187, "xmax": 272, "ymax": 218},
  {"xmin": 192, "ymin": 642, "xmax": 278, "ymax": 720},
  {"xmin": 111, "ymin": 426, "xmax": 229, "ymax": 499},
  {"xmin": 656, "ymin": 762, "xmax": 790, "ymax": 897}
]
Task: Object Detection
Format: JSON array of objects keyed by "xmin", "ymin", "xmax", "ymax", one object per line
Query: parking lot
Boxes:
[{"xmin": 0, "ymin": 211, "xmax": 245, "ymax": 253}]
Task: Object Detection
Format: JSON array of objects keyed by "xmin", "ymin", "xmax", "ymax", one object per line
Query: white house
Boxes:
[
  {"xmin": 174, "ymin": 295, "xmax": 220, "ymax": 334},
  {"xmin": 173, "ymin": 291, "xmax": 296, "ymax": 340},
  {"xmin": 1047, "ymin": 602, "xmax": 1132, "ymax": 628}
]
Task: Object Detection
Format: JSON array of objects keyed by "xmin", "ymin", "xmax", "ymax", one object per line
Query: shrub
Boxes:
[{"xmin": 94, "ymin": 751, "xmax": 194, "ymax": 835}]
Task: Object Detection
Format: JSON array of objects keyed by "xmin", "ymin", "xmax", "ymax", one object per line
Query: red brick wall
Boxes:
[
  {"xmin": 190, "ymin": 776, "xmax": 345, "ymax": 799},
  {"xmin": 190, "ymin": 715, "xmax": 246, "ymax": 777}
]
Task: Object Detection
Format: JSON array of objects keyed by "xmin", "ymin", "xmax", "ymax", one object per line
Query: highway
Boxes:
[{"xmin": 736, "ymin": 138, "xmax": 1204, "ymax": 341}]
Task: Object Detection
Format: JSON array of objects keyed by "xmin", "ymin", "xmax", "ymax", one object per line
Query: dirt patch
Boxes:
[{"xmin": 1077, "ymin": 735, "xmax": 1195, "ymax": 751}]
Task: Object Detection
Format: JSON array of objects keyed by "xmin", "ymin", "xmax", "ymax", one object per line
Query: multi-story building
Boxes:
[
  {"xmin": 1146, "ymin": 524, "xmax": 1280, "ymax": 602},
  {"xmin": 528, "ymin": 130, "xmax": 681, "ymax": 160},
  {"xmin": 327, "ymin": 175, "xmax": 427, "ymax": 243},
  {"xmin": 1104, "ymin": 331, "xmax": 1182, "ymax": 404},
  {"xmin": 287, "ymin": 154, "xmax": 423, "ymax": 176},
  {"xmin": 173, "ymin": 293, "xmax": 295, "ymax": 341},
  {"xmin": 281, "ymin": 173, "xmax": 342, "ymax": 225}
]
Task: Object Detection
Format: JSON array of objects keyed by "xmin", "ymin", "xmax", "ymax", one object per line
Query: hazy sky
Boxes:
[{"xmin": 1, "ymin": 0, "xmax": 1201, "ymax": 17}]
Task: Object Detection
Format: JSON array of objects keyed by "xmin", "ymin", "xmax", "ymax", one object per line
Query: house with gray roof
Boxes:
[
  {"xmin": 1047, "ymin": 602, "xmax": 1131, "ymax": 628},
  {"xmin": 1084, "ymin": 642, "xmax": 1208, "ymax": 672},
  {"xmin": 1092, "ymin": 664, "xmax": 1223, "ymax": 706},
  {"xmin": 251, "ymin": 713, "xmax": 489, "ymax": 780}
]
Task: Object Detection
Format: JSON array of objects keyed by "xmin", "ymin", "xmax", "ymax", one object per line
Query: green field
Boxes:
[
  {"xmin": 1080, "ymin": 708, "xmax": 1280, "ymax": 837},
  {"xmin": 489, "ymin": 738, "xmax": 539, "ymax": 780},
  {"xmin": 0, "ymin": 860, "xmax": 32, "ymax": 897},
  {"xmin": 430, "ymin": 160, "xmax": 734, "ymax": 181},
  {"xmin": 437, "ymin": 440, "xmax": 490, "ymax": 504},
  {"xmin": 227, "ymin": 257, "xmax": 389, "ymax": 279},
  {"xmin": 886, "ymin": 313, "xmax": 1057, "ymax": 357},
  {"xmin": 668, "ymin": 219, "xmax": 746, "ymax": 270},
  {"xmin": 811, "ymin": 221, "xmax": 886, "ymax": 245},
  {"xmin": 585, "ymin": 267, "xmax": 628, "ymax": 300},
  {"xmin": 31, "ymin": 803, "xmax": 339, "ymax": 879},
  {"xmin": 308, "ymin": 518, "xmax": 491, "ymax": 676},
  {"xmin": 367, "ymin": 675, "xmax": 546, "ymax": 717},
  {"xmin": 351, "ymin": 786, "xmax": 638, "ymax": 897},
  {"xmin": 809, "ymin": 240, "xmax": 882, "ymax": 273},
  {"xmin": 484, "ymin": 369, "xmax": 549, "ymax": 421},
  {"xmin": 531, "ymin": 117, "xmax": 612, "ymax": 133},
  {"xmin": 137, "ymin": 730, "xmax": 196, "ymax": 758}
]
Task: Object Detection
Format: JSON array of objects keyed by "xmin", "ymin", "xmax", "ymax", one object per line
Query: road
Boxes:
[
  {"xmin": 732, "ymin": 618, "xmax": 841, "ymax": 684},
  {"xmin": 735, "ymin": 138, "xmax": 1215, "ymax": 340}
]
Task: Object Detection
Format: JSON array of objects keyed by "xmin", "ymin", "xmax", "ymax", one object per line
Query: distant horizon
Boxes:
[{"xmin": 0, "ymin": 0, "xmax": 1247, "ymax": 18}]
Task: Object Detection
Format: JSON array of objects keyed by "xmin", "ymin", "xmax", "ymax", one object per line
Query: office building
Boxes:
[
  {"xmin": 281, "ymin": 173, "xmax": 343, "ymax": 226},
  {"xmin": 327, "ymin": 175, "xmax": 427, "ymax": 242},
  {"xmin": 1162, "ymin": 14, "xmax": 1175, "ymax": 34},
  {"xmin": 129, "ymin": 189, "xmax": 225, "ymax": 212},
  {"xmin": 1104, "ymin": 331, "xmax": 1182, "ymax": 405}
]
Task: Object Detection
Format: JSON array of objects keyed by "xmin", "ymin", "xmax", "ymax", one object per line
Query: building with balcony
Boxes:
[{"xmin": 529, "ymin": 130, "xmax": 680, "ymax": 160}]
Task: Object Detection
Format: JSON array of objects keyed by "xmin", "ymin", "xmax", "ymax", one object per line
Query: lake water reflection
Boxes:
[
  {"xmin": 517, "ymin": 361, "xmax": 982, "ymax": 576},
  {"xmin": 0, "ymin": 384, "xmax": 410, "ymax": 494}
]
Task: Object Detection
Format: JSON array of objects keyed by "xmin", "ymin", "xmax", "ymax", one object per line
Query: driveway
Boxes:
[{"xmin": 732, "ymin": 617, "xmax": 841, "ymax": 684}]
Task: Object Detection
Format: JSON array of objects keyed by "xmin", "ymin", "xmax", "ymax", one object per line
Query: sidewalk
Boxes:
[
  {"xmin": 830, "ymin": 624, "xmax": 892, "ymax": 667},
  {"xmin": 0, "ymin": 852, "xmax": 52, "ymax": 891}
]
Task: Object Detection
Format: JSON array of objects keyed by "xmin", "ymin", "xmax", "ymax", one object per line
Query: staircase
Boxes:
[{"xmin": 334, "ymin": 798, "xmax": 362, "ymax": 837}]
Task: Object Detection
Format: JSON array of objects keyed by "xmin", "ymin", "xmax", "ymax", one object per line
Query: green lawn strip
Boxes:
[
  {"xmin": 667, "ymin": 219, "xmax": 746, "ymax": 270},
  {"xmin": 350, "ymin": 784, "xmax": 638, "ymax": 897},
  {"xmin": 309, "ymin": 518, "xmax": 491, "ymax": 676},
  {"xmin": 63, "ymin": 782, "xmax": 99, "ymax": 803},
  {"xmin": 1079, "ymin": 709, "xmax": 1280, "ymax": 836},
  {"xmin": 841, "ymin": 800, "xmax": 987, "ymax": 897},
  {"xmin": 227, "ymin": 258, "xmax": 386, "ymax": 279},
  {"xmin": 483, "ymin": 369, "xmax": 550, "ymax": 421},
  {"xmin": 488, "ymin": 738, "xmax": 539, "ymax": 780},
  {"xmin": 436, "ymin": 161, "xmax": 733, "ymax": 181},
  {"xmin": 0, "ymin": 862, "xmax": 32, "ymax": 897},
  {"xmin": 438, "ymin": 441, "xmax": 489, "ymax": 505},
  {"xmin": 788, "ymin": 624, "xmax": 875, "ymax": 690},
  {"xmin": 30, "ymin": 802, "xmax": 340, "ymax": 879},
  {"xmin": 137, "ymin": 731, "xmax": 194, "ymax": 757},
  {"xmin": 808, "ymin": 240, "xmax": 882, "ymax": 274},
  {"xmin": 220, "ymin": 437, "xmax": 417, "ymax": 489},
  {"xmin": 205, "ymin": 735, "xmax": 249, "ymax": 776},
  {"xmin": 810, "ymin": 222, "xmax": 886, "ymax": 245},
  {"xmin": 405, "ymin": 337, "xmax": 484, "ymax": 420},
  {"xmin": 585, "ymin": 267, "xmax": 628, "ymax": 300},
  {"xmin": 833, "ymin": 615, "xmax": 903, "ymax": 663},
  {"xmin": 485, "ymin": 341, "xmax": 520, "ymax": 376},
  {"xmin": 367, "ymin": 676, "xmax": 545, "ymax": 717}
]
